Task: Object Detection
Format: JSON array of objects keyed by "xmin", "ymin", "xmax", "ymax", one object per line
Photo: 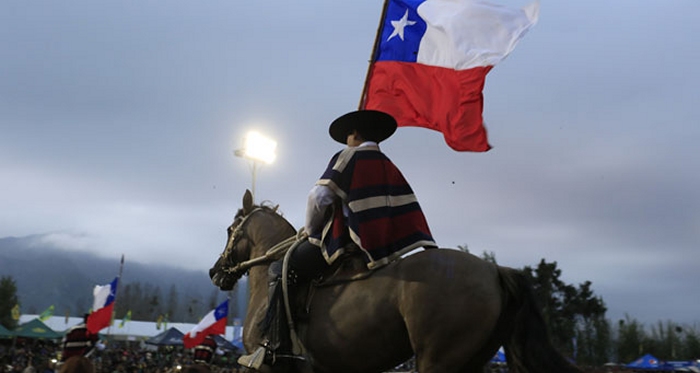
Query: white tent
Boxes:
[{"xmin": 19, "ymin": 314, "xmax": 242, "ymax": 342}]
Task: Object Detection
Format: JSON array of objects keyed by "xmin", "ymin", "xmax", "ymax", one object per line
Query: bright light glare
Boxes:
[{"xmin": 243, "ymin": 131, "xmax": 277, "ymax": 164}]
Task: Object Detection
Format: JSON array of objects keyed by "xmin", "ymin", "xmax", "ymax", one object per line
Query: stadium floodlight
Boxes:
[
  {"xmin": 234, "ymin": 130, "xmax": 277, "ymax": 201},
  {"xmin": 236, "ymin": 131, "xmax": 277, "ymax": 165}
]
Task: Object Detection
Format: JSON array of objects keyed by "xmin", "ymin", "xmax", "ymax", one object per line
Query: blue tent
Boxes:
[
  {"xmin": 626, "ymin": 354, "xmax": 672, "ymax": 371},
  {"xmin": 144, "ymin": 327, "xmax": 185, "ymax": 346},
  {"xmin": 491, "ymin": 348, "xmax": 506, "ymax": 363},
  {"xmin": 211, "ymin": 334, "xmax": 238, "ymax": 351},
  {"xmin": 231, "ymin": 337, "xmax": 244, "ymax": 350},
  {"xmin": 664, "ymin": 360, "xmax": 700, "ymax": 371}
]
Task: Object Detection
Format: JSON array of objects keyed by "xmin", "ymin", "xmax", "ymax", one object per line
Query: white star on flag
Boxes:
[{"xmin": 387, "ymin": 9, "xmax": 416, "ymax": 41}]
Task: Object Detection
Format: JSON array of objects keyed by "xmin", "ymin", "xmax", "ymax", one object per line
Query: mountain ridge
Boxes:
[{"xmin": 0, "ymin": 234, "xmax": 247, "ymax": 321}]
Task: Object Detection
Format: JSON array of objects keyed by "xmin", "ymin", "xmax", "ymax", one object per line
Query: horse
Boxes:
[
  {"xmin": 209, "ymin": 190, "xmax": 582, "ymax": 373},
  {"xmin": 58, "ymin": 356, "xmax": 94, "ymax": 373}
]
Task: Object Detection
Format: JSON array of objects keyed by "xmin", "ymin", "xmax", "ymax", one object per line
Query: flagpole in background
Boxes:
[
  {"xmin": 358, "ymin": 0, "xmax": 390, "ymax": 110},
  {"xmin": 107, "ymin": 254, "xmax": 125, "ymax": 337}
]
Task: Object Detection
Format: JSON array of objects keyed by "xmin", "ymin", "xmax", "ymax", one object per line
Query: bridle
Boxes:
[
  {"xmin": 220, "ymin": 207, "xmax": 262, "ymax": 277},
  {"xmin": 219, "ymin": 207, "xmax": 297, "ymax": 278}
]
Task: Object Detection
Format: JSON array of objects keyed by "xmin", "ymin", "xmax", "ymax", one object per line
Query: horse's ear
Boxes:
[{"xmin": 242, "ymin": 189, "xmax": 254, "ymax": 215}]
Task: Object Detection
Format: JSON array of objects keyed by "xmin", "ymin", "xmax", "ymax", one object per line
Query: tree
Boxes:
[
  {"xmin": 187, "ymin": 297, "xmax": 201, "ymax": 323},
  {"xmin": 523, "ymin": 259, "xmax": 608, "ymax": 365},
  {"xmin": 455, "ymin": 245, "xmax": 497, "ymax": 265},
  {"xmin": 615, "ymin": 315, "xmax": 645, "ymax": 363},
  {"xmin": 207, "ymin": 288, "xmax": 220, "ymax": 310},
  {"xmin": 0, "ymin": 276, "xmax": 20, "ymax": 329},
  {"xmin": 166, "ymin": 284, "xmax": 179, "ymax": 321},
  {"xmin": 115, "ymin": 283, "xmax": 132, "ymax": 319},
  {"xmin": 147, "ymin": 286, "xmax": 162, "ymax": 321},
  {"xmin": 681, "ymin": 327, "xmax": 700, "ymax": 360},
  {"xmin": 647, "ymin": 321, "xmax": 683, "ymax": 359},
  {"xmin": 72, "ymin": 297, "xmax": 88, "ymax": 317},
  {"xmin": 480, "ymin": 250, "xmax": 497, "ymax": 264},
  {"xmin": 129, "ymin": 283, "xmax": 146, "ymax": 320}
]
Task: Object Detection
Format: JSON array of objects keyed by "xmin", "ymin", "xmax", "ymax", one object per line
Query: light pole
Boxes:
[
  {"xmin": 232, "ymin": 131, "xmax": 276, "ymax": 320},
  {"xmin": 234, "ymin": 130, "xmax": 277, "ymax": 202}
]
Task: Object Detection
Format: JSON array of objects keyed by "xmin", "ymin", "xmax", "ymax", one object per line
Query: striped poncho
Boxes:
[{"xmin": 308, "ymin": 144, "xmax": 436, "ymax": 269}]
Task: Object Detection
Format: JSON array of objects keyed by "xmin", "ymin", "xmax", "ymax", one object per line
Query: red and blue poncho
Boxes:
[{"xmin": 309, "ymin": 145, "xmax": 436, "ymax": 269}]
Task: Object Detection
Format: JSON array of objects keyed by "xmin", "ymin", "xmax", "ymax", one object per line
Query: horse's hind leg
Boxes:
[
  {"xmin": 413, "ymin": 343, "xmax": 484, "ymax": 373},
  {"xmin": 406, "ymin": 282, "xmax": 500, "ymax": 373},
  {"xmin": 410, "ymin": 314, "xmax": 497, "ymax": 373},
  {"xmin": 397, "ymin": 250, "xmax": 504, "ymax": 373},
  {"xmin": 403, "ymin": 274, "xmax": 503, "ymax": 372},
  {"xmin": 459, "ymin": 330, "xmax": 504, "ymax": 372}
]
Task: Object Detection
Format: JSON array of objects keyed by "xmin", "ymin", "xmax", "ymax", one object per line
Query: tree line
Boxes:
[
  {"xmin": 460, "ymin": 247, "xmax": 700, "ymax": 366},
  {"xmin": 520, "ymin": 257, "xmax": 699, "ymax": 365}
]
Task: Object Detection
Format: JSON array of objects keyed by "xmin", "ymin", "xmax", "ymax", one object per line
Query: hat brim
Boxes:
[{"xmin": 329, "ymin": 110, "xmax": 397, "ymax": 144}]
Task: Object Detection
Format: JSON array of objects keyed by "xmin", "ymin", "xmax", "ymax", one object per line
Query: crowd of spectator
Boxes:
[
  {"xmin": 0, "ymin": 338, "xmax": 243, "ymax": 373},
  {"xmin": 1, "ymin": 338, "xmax": 511, "ymax": 373}
]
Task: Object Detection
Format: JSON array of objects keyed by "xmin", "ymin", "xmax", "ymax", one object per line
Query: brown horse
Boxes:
[
  {"xmin": 58, "ymin": 356, "xmax": 94, "ymax": 373},
  {"xmin": 210, "ymin": 190, "xmax": 582, "ymax": 373}
]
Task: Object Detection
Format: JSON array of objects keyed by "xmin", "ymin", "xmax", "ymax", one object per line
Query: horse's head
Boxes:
[
  {"xmin": 209, "ymin": 190, "xmax": 296, "ymax": 291},
  {"xmin": 209, "ymin": 190, "xmax": 256, "ymax": 290}
]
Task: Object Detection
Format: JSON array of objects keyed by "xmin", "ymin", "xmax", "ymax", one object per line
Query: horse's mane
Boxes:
[
  {"xmin": 234, "ymin": 201, "xmax": 297, "ymax": 236},
  {"xmin": 234, "ymin": 201, "xmax": 282, "ymax": 219}
]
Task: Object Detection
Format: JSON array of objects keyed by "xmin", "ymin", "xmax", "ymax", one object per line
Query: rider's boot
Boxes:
[{"xmin": 237, "ymin": 342, "xmax": 268, "ymax": 370}]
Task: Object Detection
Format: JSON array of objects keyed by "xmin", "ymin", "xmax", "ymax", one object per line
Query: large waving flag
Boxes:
[
  {"xmin": 86, "ymin": 277, "xmax": 119, "ymax": 334},
  {"xmin": 362, "ymin": 0, "xmax": 539, "ymax": 151},
  {"xmin": 183, "ymin": 300, "xmax": 228, "ymax": 349}
]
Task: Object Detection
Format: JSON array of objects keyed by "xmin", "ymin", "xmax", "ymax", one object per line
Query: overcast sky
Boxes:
[{"xmin": 2, "ymin": 0, "xmax": 698, "ymax": 326}]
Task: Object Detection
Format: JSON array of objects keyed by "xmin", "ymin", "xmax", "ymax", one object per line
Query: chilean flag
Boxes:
[
  {"xmin": 183, "ymin": 300, "xmax": 228, "ymax": 349},
  {"xmin": 363, "ymin": 0, "xmax": 539, "ymax": 151},
  {"xmin": 86, "ymin": 277, "xmax": 118, "ymax": 334}
]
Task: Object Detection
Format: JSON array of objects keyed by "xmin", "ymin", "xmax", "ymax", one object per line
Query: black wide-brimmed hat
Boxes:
[{"xmin": 329, "ymin": 110, "xmax": 397, "ymax": 144}]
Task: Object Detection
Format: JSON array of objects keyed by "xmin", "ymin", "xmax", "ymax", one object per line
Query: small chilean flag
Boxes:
[
  {"xmin": 183, "ymin": 300, "xmax": 228, "ymax": 349},
  {"xmin": 363, "ymin": 0, "xmax": 539, "ymax": 152},
  {"xmin": 86, "ymin": 277, "xmax": 119, "ymax": 334}
]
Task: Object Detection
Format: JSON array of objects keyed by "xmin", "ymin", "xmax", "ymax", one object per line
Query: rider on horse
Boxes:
[
  {"xmin": 238, "ymin": 110, "xmax": 437, "ymax": 369},
  {"xmin": 61, "ymin": 314, "xmax": 99, "ymax": 362}
]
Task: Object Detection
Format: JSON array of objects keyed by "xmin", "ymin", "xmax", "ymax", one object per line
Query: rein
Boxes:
[
  {"xmin": 222, "ymin": 208, "xmax": 297, "ymax": 276},
  {"xmin": 223, "ymin": 235, "xmax": 297, "ymax": 275}
]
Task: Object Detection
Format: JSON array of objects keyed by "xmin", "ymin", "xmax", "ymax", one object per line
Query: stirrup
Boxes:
[{"xmin": 237, "ymin": 346, "xmax": 266, "ymax": 370}]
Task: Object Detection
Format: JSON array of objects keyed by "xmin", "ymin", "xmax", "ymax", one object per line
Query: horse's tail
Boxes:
[{"xmin": 496, "ymin": 266, "xmax": 582, "ymax": 373}]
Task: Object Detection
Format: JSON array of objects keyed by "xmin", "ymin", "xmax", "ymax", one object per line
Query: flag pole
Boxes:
[
  {"xmin": 107, "ymin": 254, "xmax": 125, "ymax": 337},
  {"xmin": 358, "ymin": 0, "xmax": 391, "ymax": 110}
]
